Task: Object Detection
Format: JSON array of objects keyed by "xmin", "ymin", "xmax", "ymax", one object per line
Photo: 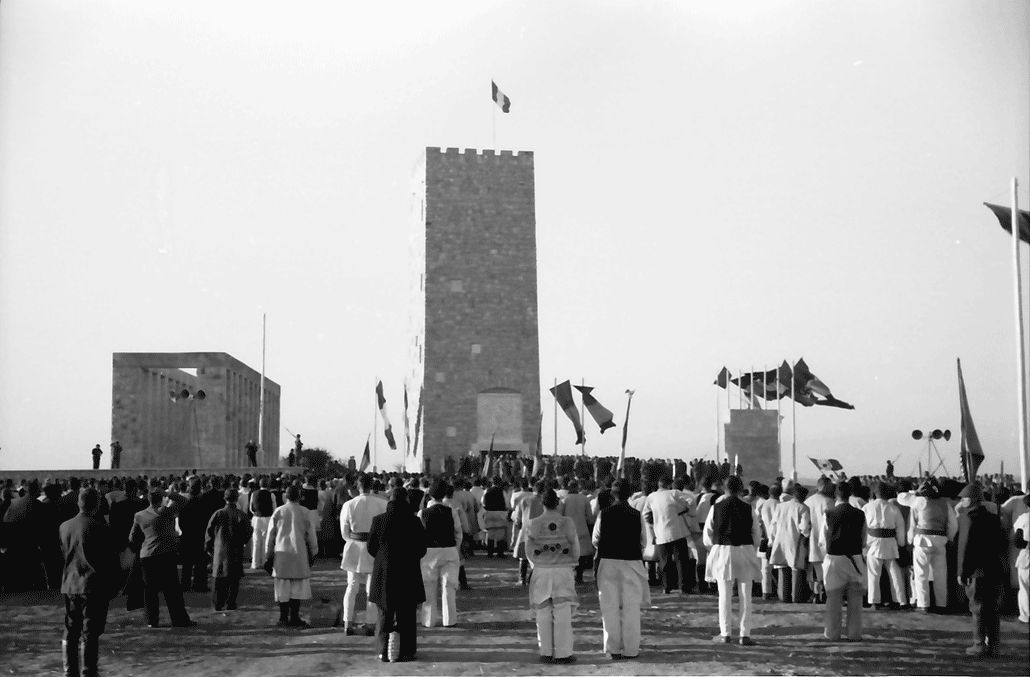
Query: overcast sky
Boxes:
[{"xmin": 1, "ymin": 0, "xmax": 1029, "ymax": 478}]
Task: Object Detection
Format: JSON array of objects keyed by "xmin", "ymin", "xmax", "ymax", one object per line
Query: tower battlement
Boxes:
[{"xmin": 430, "ymin": 146, "xmax": 534, "ymax": 162}]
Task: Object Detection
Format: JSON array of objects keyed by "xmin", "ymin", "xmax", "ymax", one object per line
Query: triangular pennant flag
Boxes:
[
  {"xmin": 359, "ymin": 436, "xmax": 371, "ymax": 472},
  {"xmin": 549, "ymin": 380, "xmax": 584, "ymax": 446},
  {"xmin": 574, "ymin": 385, "xmax": 616, "ymax": 434},
  {"xmin": 957, "ymin": 358, "xmax": 985, "ymax": 481},
  {"xmin": 793, "ymin": 359, "xmax": 854, "ymax": 410},
  {"xmin": 376, "ymin": 381, "xmax": 398, "ymax": 450},
  {"xmin": 983, "ymin": 202, "xmax": 1030, "ymax": 244},
  {"xmin": 713, "ymin": 367, "xmax": 731, "ymax": 388}
]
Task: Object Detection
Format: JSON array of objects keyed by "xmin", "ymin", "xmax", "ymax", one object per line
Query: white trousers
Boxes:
[
  {"xmin": 535, "ymin": 603, "xmax": 574, "ymax": 659},
  {"xmin": 343, "ymin": 571, "xmax": 378, "ymax": 626},
  {"xmin": 913, "ymin": 543, "xmax": 948, "ymax": 609},
  {"xmin": 717, "ymin": 579, "xmax": 752, "ymax": 638},
  {"xmin": 421, "ymin": 557, "xmax": 459, "ymax": 627},
  {"xmin": 1018, "ymin": 567, "xmax": 1029, "ymax": 623},
  {"xmin": 597, "ymin": 561, "xmax": 643, "ymax": 657},
  {"xmin": 250, "ymin": 516, "xmax": 270, "ymax": 567},
  {"xmin": 866, "ymin": 556, "xmax": 906, "ymax": 605},
  {"xmin": 760, "ymin": 552, "xmax": 773, "ymax": 596}
]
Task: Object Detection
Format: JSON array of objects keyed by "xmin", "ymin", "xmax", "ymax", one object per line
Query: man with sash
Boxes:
[
  {"xmin": 820, "ymin": 481, "xmax": 867, "ymax": 641},
  {"xmin": 339, "ymin": 473, "xmax": 387, "ymax": 635},
  {"xmin": 862, "ymin": 481, "xmax": 907, "ymax": 608},
  {"xmin": 897, "ymin": 479, "xmax": 957, "ymax": 612}
]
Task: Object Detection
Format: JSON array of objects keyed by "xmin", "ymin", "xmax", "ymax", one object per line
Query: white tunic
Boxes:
[
  {"xmin": 702, "ymin": 495, "xmax": 762, "ymax": 583},
  {"xmin": 862, "ymin": 498, "xmax": 906, "ymax": 560},
  {"xmin": 339, "ymin": 493, "xmax": 387, "ymax": 573}
]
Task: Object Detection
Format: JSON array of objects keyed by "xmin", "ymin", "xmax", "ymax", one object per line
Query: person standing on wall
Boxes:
[
  {"xmin": 245, "ymin": 440, "xmax": 258, "ymax": 468},
  {"xmin": 91, "ymin": 445, "xmax": 103, "ymax": 470},
  {"xmin": 110, "ymin": 441, "xmax": 122, "ymax": 470}
]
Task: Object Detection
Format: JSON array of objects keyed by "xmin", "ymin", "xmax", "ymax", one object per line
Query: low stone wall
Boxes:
[{"xmin": 0, "ymin": 466, "xmax": 287, "ymax": 483}]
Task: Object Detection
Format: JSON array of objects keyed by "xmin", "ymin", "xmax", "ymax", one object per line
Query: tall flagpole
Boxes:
[
  {"xmin": 715, "ymin": 389, "xmax": 720, "ymax": 462},
  {"xmin": 373, "ymin": 378, "xmax": 378, "ymax": 472},
  {"xmin": 1011, "ymin": 178, "xmax": 1029, "ymax": 492},
  {"xmin": 257, "ymin": 313, "xmax": 266, "ymax": 465},
  {"xmin": 553, "ymin": 377, "xmax": 558, "ymax": 456},
  {"xmin": 791, "ymin": 359, "xmax": 798, "ymax": 481},
  {"xmin": 579, "ymin": 377, "xmax": 586, "ymax": 457}
]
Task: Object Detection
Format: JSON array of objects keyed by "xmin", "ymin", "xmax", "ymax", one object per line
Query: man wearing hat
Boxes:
[
  {"xmin": 956, "ymin": 482, "xmax": 1005, "ymax": 658},
  {"xmin": 898, "ymin": 479, "xmax": 958, "ymax": 612},
  {"xmin": 205, "ymin": 488, "xmax": 253, "ymax": 611}
]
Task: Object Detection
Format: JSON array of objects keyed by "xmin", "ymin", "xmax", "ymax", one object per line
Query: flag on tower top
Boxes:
[{"xmin": 491, "ymin": 80, "xmax": 511, "ymax": 113}]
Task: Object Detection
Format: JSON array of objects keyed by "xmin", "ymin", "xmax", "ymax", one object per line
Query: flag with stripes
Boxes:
[
  {"xmin": 376, "ymin": 381, "xmax": 398, "ymax": 450},
  {"xmin": 550, "ymin": 380, "xmax": 584, "ymax": 446},
  {"xmin": 793, "ymin": 359, "xmax": 854, "ymax": 410},
  {"xmin": 491, "ymin": 80, "xmax": 511, "ymax": 113},
  {"xmin": 481, "ymin": 432, "xmax": 496, "ymax": 478},
  {"xmin": 617, "ymin": 390, "xmax": 635, "ymax": 477},
  {"xmin": 809, "ymin": 457, "xmax": 845, "ymax": 481},
  {"xmin": 532, "ymin": 413, "xmax": 544, "ymax": 478},
  {"xmin": 574, "ymin": 385, "xmax": 616, "ymax": 434},
  {"xmin": 957, "ymin": 358, "xmax": 984, "ymax": 481},
  {"xmin": 403, "ymin": 384, "xmax": 410, "ymax": 457},
  {"xmin": 359, "ymin": 436, "xmax": 371, "ymax": 472},
  {"xmin": 411, "ymin": 387, "xmax": 424, "ymax": 459}
]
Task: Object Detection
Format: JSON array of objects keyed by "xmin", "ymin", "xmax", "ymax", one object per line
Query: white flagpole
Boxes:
[
  {"xmin": 791, "ymin": 360, "xmax": 798, "ymax": 481},
  {"xmin": 580, "ymin": 377, "xmax": 587, "ymax": 457},
  {"xmin": 257, "ymin": 313, "xmax": 266, "ymax": 465},
  {"xmin": 715, "ymin": 389, "xmax": 720, "ymax": 462},
  {"xmin": 1011, "ymin": 178, "xmax": 1029, "ymax": 492},
  {"xmin": 373, "ymin": 378, "xmax": 378, "ymax": 472}
]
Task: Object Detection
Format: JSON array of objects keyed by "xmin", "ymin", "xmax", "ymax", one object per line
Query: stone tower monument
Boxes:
[{"xmin": 407, "ymin": 147, "xmax": 541, "ymax": 471}]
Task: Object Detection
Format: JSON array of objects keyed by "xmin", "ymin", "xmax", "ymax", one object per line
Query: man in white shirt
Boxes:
[
  {"xmin": 642, "ymin": 477, "xmax": 694, "ymax": 594},
  {"xmin": 418, "ymin": 480, "xmax": 463, "ymax": 628},
  {"xmin": 897, "ymin": 479, "xmax": 958, "ymax": 612},
  {"xmin": 805, "ymin": 478, "xmax": 836, "ymax": 604},
  {"xmin": 862, "ymin": 481, "xmax": 907, "ymax": 608},
  {"xmin": 1010, "ymin": 494, "xmax": 1030, "ymax": 624},
  {"xmin": 339, "ymin": 474, "xmax": 387, "ymax": 634}
]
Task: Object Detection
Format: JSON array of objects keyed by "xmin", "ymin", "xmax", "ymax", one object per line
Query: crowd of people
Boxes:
[{"xmin": 1, "ymin": 459, "xmax": 1028, "ymax": 673}]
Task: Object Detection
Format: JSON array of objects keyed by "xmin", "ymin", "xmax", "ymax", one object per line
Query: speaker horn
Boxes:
[
  {"xmin": 911, "ymin": 430, "xmax": 923, "ymax": 440},
  {"xmin": 943, "ymin": 429, "xmax": 952, "ymax": 441},
  {"xmin": 195, "ymin": 389, "xmax": 206, "ymax": 400},
  {"xmin": 180, "ymin": 389, "xmax": 190, "ymax": 400},
  {"xmin": 931, "ymin": 429, "xmax": 943, "ymax": 440}
]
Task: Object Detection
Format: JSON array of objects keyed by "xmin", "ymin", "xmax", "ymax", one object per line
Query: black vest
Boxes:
[
  {"xmin": 422, "ymin": 503, "xmax": 457, "ymax": 548},
  {"xmin": 597, "ymin": 503, "xmax": 644, "ymax": 561},
  {"xmin": 252, "ymin": 489, "xmax": 273, "ymax": 517},
  {"xmin": 711, "ymin": 496, "xmax": 754, "ymax": 546},
  {"xmin": 825, "ymin": 503, "xmax": 865, "ymax": 556}
]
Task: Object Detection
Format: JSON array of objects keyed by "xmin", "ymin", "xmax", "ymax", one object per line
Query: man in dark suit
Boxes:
[
  {"xmin": 129, "ymin": 488, "xmax": 196, "ymax": 628},
  {"xmin": 2, "ymin": 480, "xmax": 46, "ymax": 591},
  {"xmin": 367, "ymin": 488, "xmax": 427, "ymax": 662},
  {"xmin": 59, "ymin": 488, "xmax": 119, "ymax": 677},
  {"xmin": 177, "ymin": 479, "xmax": 210, "ymax": 592},
  {"xmin": 957, "ymin": 482, "xmax": 1006, "ymax": 659},
  {"xmin": 205, "ymin": 488, "xmax": 253, "ymax": 611}
]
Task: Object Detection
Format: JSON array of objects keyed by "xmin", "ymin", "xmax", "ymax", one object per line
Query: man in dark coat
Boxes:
[
  {"xmin": 957, "ymin": 483, "xmax": 1006, "ymax": 659},
  {"xmin": 205, "ymin": 488, "xmax": 253, "ymax": 611},
  {"xmin": 2, "ymin": 480, "xmax": 47, "ymax": 591},
  {"xmin": 177, "ymin": 479, "xmax": 210, "ymax": 592},
  {"xmin": 59, "ymin": 488, "xmax": 119, "ymax": 677},
  {"xmin": 129, "ymin": 489, "xmax": 196, "ymax": 628},
  {"xmin": 367, "ymin": 488, "xmax": 428, "ymax": 662}
]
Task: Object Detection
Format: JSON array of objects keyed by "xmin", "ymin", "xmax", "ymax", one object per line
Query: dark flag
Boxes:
[
  {"xmin": 411, "ymin": 387, "xmax": 423, "ymax": 459},
  {"xmin": 550, "ymin": 380, "xmax": 585, "ymax": 445},
  {"xmin": 617, "ymin": 390, "xmax": 635, "ymax": 477},
  {"xmin": 491, "ymin": 80, "xmax": 511, "ymax": 113},
  {"xmin": 376, "ymin": 381, "xmax": 398, "ymax": 450},
  {"xmin": 729, "ymin": 373, "xmax": 763, "ymax": 408},
  {"xmin": 957, "ymin": 358, "xmax": 985, "ymax": 481},
  {"xmin": 481, "ymin": 433, "xmax": 495, "ymax": 478},
  {"xmin": 574, "ymin": 385, "xmax": 617, "ymax": 434},
  {"xmin": 983, "ymin": 202, "xmax": 1030, "ymax": 244},
  {"xmin": 359, "ymin": 436, "xmax": 371, "ymax": 472},
  {"xmin": 713, "ymin": 367, "xmax": 731, "ymax": 388},
  {"xmin": 793, "ymin": 358, "xmax": 855, "ymax": 410},
  {"xmin": 532, "ymin": 413, "xmax": 544, "ymax": 478}
]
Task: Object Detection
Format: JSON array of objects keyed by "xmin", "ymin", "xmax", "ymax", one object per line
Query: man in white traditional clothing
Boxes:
[
  {"xmin": 525, "ymin": 488, "xmax": 580, "ymax": 665},
  {"xmin": 805, "ymin": 477, "xmax": 836, "ymax": 604},
  {"xmin": 418, "ymin": 479, "xmax": 462, "ymax": 628},
  {"xmin": 769, "ymin": 482, "xmax": 811, "ymax": 603},
  {"xmin": 561, "ymin": 480, "xmax": 595, "ymax": 584},
  {"xmin": 265, "ymin": 484, "xmax": 318, "ymax": 627},
  {"xmin": 703, "ymin": 475, "xmax": 762, "ymax": 646},
  {"xmin": 339, "ymin": 473, "xmax": 387, "ymax": 635},
  {"xmin": 862, "ymin": 481, "xmax": 907, "ymax": 608},
  {"xmin": 592, "ymin": 480, "xmax": 650, "ymax": 660},
  {"xmin": 1010, "ymin": 493, "xmax": 1030, "ymax": 623},
  {"xmin": 897, "ymin": 479, "xmax": 957, "ymax": 612},
  {"xmin": 819, "ymin": 481, "xmax": 867, "ymax": 641},
  {"xmin": 758, "ymin": 484, "xmax": 782, "ymax": 599}
]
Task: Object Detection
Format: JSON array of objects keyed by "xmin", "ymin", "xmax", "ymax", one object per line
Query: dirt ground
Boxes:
[{"xmin": 1, "ymin": 557, "xmax": 1027, "ymax": 676}]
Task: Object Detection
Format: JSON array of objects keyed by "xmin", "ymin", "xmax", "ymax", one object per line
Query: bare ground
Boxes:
[{"xmin": 1, "ymin": 557, "xmax": 1027, "ymax": 676}]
